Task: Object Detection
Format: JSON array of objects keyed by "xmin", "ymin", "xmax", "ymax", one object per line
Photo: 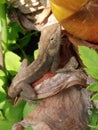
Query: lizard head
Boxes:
[
  {"xmin": 8, "ymin": 81, "xmax": 21, "ymax": 99},
  {"xmin": 47, "ymin": 23, "xmax": 61, "ymax": 56},
  {"xmin": 39, "ymin": 23, "xmax": 61, "ymax": 56}
]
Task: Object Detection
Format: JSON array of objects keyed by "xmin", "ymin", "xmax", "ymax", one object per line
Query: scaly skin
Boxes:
[{"xmin": 8, "ymin": 23, "xmax": 61, "ymax": 99}]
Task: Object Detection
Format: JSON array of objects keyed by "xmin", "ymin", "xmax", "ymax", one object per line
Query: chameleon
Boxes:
[{"xmin": 8, "ymin": 23, "xmax": 61, "ymax": 100}]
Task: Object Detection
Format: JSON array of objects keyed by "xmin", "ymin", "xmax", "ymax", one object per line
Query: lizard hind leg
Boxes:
[
  {"xmin": 12, "ymin": 123, "xmax": 24, "ymax": 130},
  {"xmin": 51, "ymin": 53, "xmax": 60, "ymax": 72}
]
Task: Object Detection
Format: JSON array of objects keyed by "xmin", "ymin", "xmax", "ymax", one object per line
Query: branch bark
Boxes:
[{"xmin": 12, "ymin": 86, "xmax": 90, "ymax": 130}]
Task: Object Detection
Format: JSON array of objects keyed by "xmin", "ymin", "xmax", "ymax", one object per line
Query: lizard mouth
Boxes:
[{"xmin": 7, "ymin": 94, "xmax": 22, "ymax": 106}]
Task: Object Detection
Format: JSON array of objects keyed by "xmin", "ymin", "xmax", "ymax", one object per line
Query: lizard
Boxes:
[
  {"xmin": 20, "ymin": 56, "xmax": 87, "ymax": 103},
  {"xmin": 8, "ymin": 23, "xmax": 61, "ymax": 100}
]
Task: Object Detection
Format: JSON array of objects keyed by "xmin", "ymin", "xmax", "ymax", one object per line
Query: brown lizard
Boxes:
[
  {"xmin": 8, "ymin": 23, "xmax": 61, "ymax": 100},
  {"xmin": 20, "ymin": 56, "xmax": 87, "ymax": 103}
]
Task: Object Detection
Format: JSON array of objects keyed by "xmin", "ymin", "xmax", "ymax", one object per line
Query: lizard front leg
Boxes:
[
  {"xmin": 51, "ymin": 52, "xmax": 60, "ymax": 72},
  {"xmin": 8, "ymin": 23, "xmax": 61, "ymax": 102},
  {"xmin": 8, "ymin": 81, "xmax": 37, "ymax": 104},
  {"xmin": 19, "ymin": 53, "xmax": 60, "ymax": 103},
  {"xmin": 19, "ymin": 82, "xmax": 37, "ymax": 104}
]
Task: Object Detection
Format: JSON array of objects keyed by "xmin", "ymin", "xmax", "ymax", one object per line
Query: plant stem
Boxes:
[
  {"xmin": 0, "ymin": 4, "xmax": 8, "ymax": 73},
  {"xmin": 0, "ymin": 4, "xmax": 8, "ymax": 51}
]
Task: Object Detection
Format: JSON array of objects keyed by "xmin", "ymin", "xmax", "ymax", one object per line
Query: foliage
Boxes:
[
  {"xmin": 88, "ymin": 108, "xmax": 98, "ymax": 130},
  {"xmin": 0, "ymin": 0, "xmax": 5, "ymax": 4},
  {"xmin": 0, "ymin": 3, "xmax": 39, "ymax": 130},
  {"xmin": 78, "ymin": 46, "xmax": 98, "ymax": 129},
  {"xmin": 78, "ymin": 46, "xmax": 98, "ymax": 100},
  {"xmin": 78, "ymin": 46, "xmax": 98, "ymax": 79}
]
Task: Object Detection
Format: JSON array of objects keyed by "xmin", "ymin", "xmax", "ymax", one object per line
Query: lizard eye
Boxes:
[
  {"xmin": 49, "ymin": 33, "xmax": 57, "ymax": 47},
  {"xmin": 50, "ymin": 37, "xmax": 54, "ymax": 41},
  {"xmin": 50, "ymin": 33, "xmax": 55, "ymax": 42}
]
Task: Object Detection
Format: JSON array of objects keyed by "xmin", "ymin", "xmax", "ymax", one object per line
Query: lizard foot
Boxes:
[
  {"xmin": 12, "ymin": 123, "xmax": 24, "ymax": 130},
  {"xmin": 20, "ymin": 82, "xmax": 37, "ymax": 104}
]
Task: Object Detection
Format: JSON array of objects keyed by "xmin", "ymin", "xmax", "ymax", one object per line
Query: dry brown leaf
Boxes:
[
  {"xmin": 7, "ymin": 0, "xmax": 57, "ymax": 31},
  {"xmin": 60, "ymin": 0, "xmax": 98, "ymax": 42}
]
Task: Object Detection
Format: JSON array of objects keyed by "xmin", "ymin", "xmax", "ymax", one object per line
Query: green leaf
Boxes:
[
  {"xmin": 0, "ymin": 0, "xmax": 5, "ymax": 4},
  {"xmin": 0, "ymin": 70, "xmax": 6, "ymax": 88},
  {"xmin": 0, "ymin": 91, "xmax": 6, "ymax": 103},
  {"xmin": 0, "ymin": 120, "xmax": 15, "ymax": 130},
  {"xmin": 88, "ymin": 108, "xmax": 98, "ymax": 130},
  {"xmin": 5, "ymin": 51, "xmax": 21, "ymax": 75},
  {"xmin": 85, "ymin": 68, "xmax": 98, "ymax": 80},
  {"xmin": 88, "ymin": 125, "xmax": 98, "ymax": 129},
  {"xmin": 34, "ymin": 49, "xmax": 38, "ymax": 60},
  {"xmin": 78, "ymin": 46, "xmax": 98, "ymax": 79},
  {"xmin": 23, "ymin": 102, "xmax": 37, "ymax": 117},
  {"xmin": 0, "ymin": 99, "xmax": 26, "ymax": 130},
  {"xmin": 87, "ymin": 82, "xmax": 98, "ymax": 91},
  {"xmin": 0, "ymin": 70, "xmax": 7, "ymax": 102},
  {"xmin": 8, "ymin": 22, "xmax": 25, "ymax": 45},
  {"xmin": 4, "ymin": 100, "xmax": 25, "ymax": 121},
  {"xmin": 91, "ymin": 93, "xmax": 98, "ymax": 100}
]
